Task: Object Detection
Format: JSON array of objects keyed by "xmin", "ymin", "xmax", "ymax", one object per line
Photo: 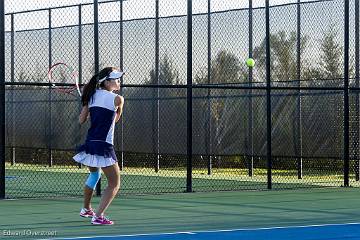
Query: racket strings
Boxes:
[
  {"xmin": 54, "ymin": 85, "xmax": 78, "ymax": 93},
  {"xmin": 48, "ymin": 62, "xmax": 82, "ymax": 97}
]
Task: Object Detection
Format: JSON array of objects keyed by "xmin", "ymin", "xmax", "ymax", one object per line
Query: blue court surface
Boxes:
[{"xmin": 46, "ymin": 223, "xmax": 360, "ymax": 240}]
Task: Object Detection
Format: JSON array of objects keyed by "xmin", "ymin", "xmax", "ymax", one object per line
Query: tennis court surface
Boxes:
[{"xmin": 1, "ymin": 187, "xmax": 360, "ymax": 240}]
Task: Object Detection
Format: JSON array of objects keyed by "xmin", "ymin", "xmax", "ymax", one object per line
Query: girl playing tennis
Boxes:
[{"xmin": 73, "ymin": 67, "xmax": 124, "ymax": 225}]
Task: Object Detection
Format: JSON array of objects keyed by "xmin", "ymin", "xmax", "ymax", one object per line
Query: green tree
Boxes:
[
  {"xmin": 30, "ymin": 65, "xmax": 46, "ymax": 82},
  {"xmin": 143, "ymin": 54, "xmax": 186, "ymax": 169},
  {"xmin": 194, "ymin": 50, "xmax": 244, "ymax": 124},
  {"xmin": 303, "ymin": 25, "xmax": 350, "ymax": 83},
  {"xmin": 253, "ymin": 30, "xmax": 308, "ymax": 82},
  {"xmin": 17, "ymin": 69, "xmax": 29, "ymax": 82},
  {"xmin": 210, "ymin": 50, "xmax": 242, "ymax": 84},
  {"xmin": 302, "ymin": 25, "xmax": 346, "ymax": 159},
  {"xmin": 193, "ymin": 50, "xmax": 245, "ymax": 155},
  {"xmin": 320, "ymin": 26, "xmax": 342, "ymax": 79},
  {"xmin": 194, "ymin": 50, "xmax": 243, "ymax": 85},
  {"xmin": 147, "ymin": 55, "xmax": 181, "ymax": 85},
  {"xmin": 253, "ymin": 31, "xmax": 309, "ymax": 160}
]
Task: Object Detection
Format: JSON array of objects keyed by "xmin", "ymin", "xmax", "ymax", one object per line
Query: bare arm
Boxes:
[
  {"xmin": 79, "ymin": 105, "xmax": 89, "ymax": 124},
  {"xmin": 114, "ymin": 95, "xmax": 124, "ymax": 123}
]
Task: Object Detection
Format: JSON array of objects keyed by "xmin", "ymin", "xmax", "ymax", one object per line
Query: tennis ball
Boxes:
[{"xmin": 246, "ymin": 58, "xmax": 255, "ymax": 67}]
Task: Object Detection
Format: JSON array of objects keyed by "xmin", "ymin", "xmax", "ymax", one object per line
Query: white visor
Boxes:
[{"xmin": 98, "ymin": 70, "xmax": 124, "ymax": 83}]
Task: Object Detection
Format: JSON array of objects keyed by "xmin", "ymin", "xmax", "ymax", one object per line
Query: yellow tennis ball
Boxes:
[{"xmin": 246, "ymin": 58, "xmax": 255, "ymax": 67}]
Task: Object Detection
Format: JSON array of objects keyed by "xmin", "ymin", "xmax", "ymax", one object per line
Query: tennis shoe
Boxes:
[
  {"xmin": 80, "ymin": 208, "xmax": 96, "ymax": 218},
  {"xmin": 91, "ymin": 215, "xmax": 114, "ymax": 225}
]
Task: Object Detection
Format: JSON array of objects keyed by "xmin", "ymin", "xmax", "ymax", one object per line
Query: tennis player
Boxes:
[{"xmin": 73, "ymin": 67, "xmax": 124, "ymax": 225}]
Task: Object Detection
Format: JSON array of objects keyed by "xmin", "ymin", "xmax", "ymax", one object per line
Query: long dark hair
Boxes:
[{"xmin": 81, "ymin": 67, "xmax": 116, "ymax": 106}]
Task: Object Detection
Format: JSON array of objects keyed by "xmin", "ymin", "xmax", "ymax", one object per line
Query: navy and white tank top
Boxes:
[{"xmin": 86, "ymin": 89, "xmax": 118, "ymax": 145}]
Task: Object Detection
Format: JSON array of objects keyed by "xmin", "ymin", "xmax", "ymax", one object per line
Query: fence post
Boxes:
[
  {"xmin": 265, "ymin": 0, "xmax": 272, "ymax": 189},
  {"xmin": 248, "ymin": 0, "xmax": 254, "ymax": 177},
  {"xmin": 78, "ymin": 5, "xmax": 82, "ymax": 85},
  {"xmin": 355, "ymin": 0, "xmax": 359, "ymax": 181},
  {"xmin": 10, "ymin": 13, "xmax": 15, "ymax": 166},
  {"xmin": 77, "ymin": 4, "xmax": 83, "ymax": 169},
  {"xmin": 94, "ymin": 1, "xmax": 99, "ymax": 75},
  {"xmin": 119, "ymin": 0, "xmax": 124, "ymax": 171},
  {"xmin": 296, "ymin": 0, "xmax": 303, "ymax": 179},
  {"xmin": 48, "ymin": 9, "xmax": 53, "ymax": 167},
  {"xmin": 94, "ymin": 0, "xmax": 101, "ymax": 196},
  {"xmin": 154, "ymin": 0, "xmax": 160, "ymax": 173},
  {"xmin": 344, "ymin": 0, "xmax": 350, "ymax": 187},
  {"xmin": 186, "ymin": 0, "xmax": 193, "ymax": 192},
  {"xmin": 206, "ymin": 0, "xmax": 212, "ymax": 175},
  {"xmin": 0, "ymin": 0, "xmax": 5, "ymax": 200}
]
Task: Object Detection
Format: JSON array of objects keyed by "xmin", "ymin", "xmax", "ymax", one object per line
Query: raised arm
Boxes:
[
  {"xmin": 114, "ymin": 95, "xmax": 124, "ymax": 123},
  {"xmin": 79, "ymin": 105, "xmax": 89, "ymax": 124}
]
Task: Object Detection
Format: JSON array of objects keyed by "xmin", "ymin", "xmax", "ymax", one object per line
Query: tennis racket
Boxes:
[{"xmin": 48, "ymin": 62, "xmax": 82, "ymax": 97}]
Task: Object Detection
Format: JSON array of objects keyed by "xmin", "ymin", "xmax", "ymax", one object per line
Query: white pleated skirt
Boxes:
[{"xmin": 73, "ymin": 152, "xmax": 117, "ymax": 168}]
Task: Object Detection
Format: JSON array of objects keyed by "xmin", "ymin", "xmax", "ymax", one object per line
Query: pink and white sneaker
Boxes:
[
  {"xmin": 91, "ymin": 215, "xmax": 114, "ymax": 225},
  {"xmin": 79, "ymin": 208, "xmax": 96, "ymax": 218}
]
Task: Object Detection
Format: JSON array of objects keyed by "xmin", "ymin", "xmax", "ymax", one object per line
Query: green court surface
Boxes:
[{"xmin": 1, "ymin": 188, "xmax": 360, "ymax": 240}]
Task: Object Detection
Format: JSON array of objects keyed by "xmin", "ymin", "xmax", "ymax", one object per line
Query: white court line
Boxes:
[{"xmin": 40, "ymin": 222, "xmax": 360, "ymax": 240}]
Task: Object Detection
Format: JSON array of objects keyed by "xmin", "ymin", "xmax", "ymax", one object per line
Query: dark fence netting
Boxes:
[{"xmin": 2, "ymin": 0, "xmax": 360, "ymax": 198}]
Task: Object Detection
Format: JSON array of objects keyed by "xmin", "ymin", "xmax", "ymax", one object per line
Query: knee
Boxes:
[
  {"xmin": 85, "ymin": 171, "xmax": 101, "ymax": 190},
  {"xmin": 111, "ymin": 185, "xmax": 120, "ymax": 195},
  {"xmin": 108, "ymin": 177, "xmax": 120, "ymax": 191}
]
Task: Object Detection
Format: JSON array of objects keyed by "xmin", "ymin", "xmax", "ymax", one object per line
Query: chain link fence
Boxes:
[{"xmin": 1, "ymin": 0, "xmax": 359, "ymax": 198}]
